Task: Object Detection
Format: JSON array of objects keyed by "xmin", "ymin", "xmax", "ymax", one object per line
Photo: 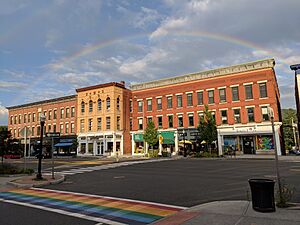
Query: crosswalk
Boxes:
[
  {"xmin": 47, "ymin": 158, "xmax": 173, "ymax": 176},
  {"xmin": 0, "ymin": 188, "xmax": 186, "ymax": 225}
]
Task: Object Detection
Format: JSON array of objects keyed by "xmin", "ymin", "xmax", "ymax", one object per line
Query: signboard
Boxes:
[
  {"xmin": 190, "ymin": 132, "xmax": 200, "ymax": 136},
  {"xmin": 20, "ymin": 127, "xmax": 31, "ymax": 137},
  {"xmin": 46, "ymin": 132, "xmax": 60, "ymax": 138}
]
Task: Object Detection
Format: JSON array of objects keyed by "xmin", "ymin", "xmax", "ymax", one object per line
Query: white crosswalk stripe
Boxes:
[{"xmin": 47, "ymin": 158, "xmax": 173, "ymax": 176}]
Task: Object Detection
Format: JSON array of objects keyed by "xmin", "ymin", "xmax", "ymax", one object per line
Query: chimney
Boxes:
[{"xmin": 120, "ymin": 81, "xmax": 125, "ymax": 86}]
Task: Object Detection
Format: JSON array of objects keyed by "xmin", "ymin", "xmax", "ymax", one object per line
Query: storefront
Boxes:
[
  {"xmin": 132, "ymin": 133, "xmax": 145, "ymax": 155},
  {"xmin": 159, "ymin": 131, "xmax": 176, "ymax": 154}
]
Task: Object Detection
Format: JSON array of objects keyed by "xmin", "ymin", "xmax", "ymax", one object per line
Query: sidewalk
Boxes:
[
  {"xmin": 225, "ymin": 154, "xmax": 300, "ymax": 161},
  {"xmin": 153, "ymin": 201, "xmax": 300, "ymax": 225}
]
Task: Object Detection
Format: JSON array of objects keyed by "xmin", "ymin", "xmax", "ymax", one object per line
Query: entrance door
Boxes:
[
  {"xmin": 242, "ymin": 137, "xmax": 255, "ymax": 154},
  {"xmin": 96, "ymin": 142, "xmax": 104, "ymax": 155}
]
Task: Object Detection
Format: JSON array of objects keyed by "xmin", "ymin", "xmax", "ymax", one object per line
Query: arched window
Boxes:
[
  {"xmin": 81, "ymin": 101, "xmax": 85, "ymax": 113},
  {"xmin": 116, "ymin": 97, "xmax": 120, "ymax": 111},
  {"xmin": 106, "ymin": 97, "xmax": 110, "ymax": 110},
  {"xmin": 97, "ymin": 99, "xmax": 102, "ymax": 111},
  {"xmin": 89, "ymin": 100, "xmax": 93, "ymax": 112}
]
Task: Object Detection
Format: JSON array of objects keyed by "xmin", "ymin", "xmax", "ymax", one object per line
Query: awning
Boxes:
[
  {"xmin": 54, "ymin": 142, "xmax": 73, "ymax": 147},
  {"xmin": 179, "ymin": 140, "xmax": 193, "ymax": 145},
  {"xmin": 161, "ymin": 131, "xmax": 175, "ymax": 145},
  {"xmin": 134, "ymin": 134, "xmax": 144, "ymax": 142}
]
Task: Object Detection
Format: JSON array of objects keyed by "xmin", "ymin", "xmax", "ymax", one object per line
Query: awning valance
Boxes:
[
  {"xmin": 161, "ymin": 131, "xmax": 175, "ymax": 144},
  {"xmin": 54, "ymin": 142, "xmax": 73, "ymax": 147},
  {"xmin": 134, "ymin": 134, "xmax": 144, "ymax": 142}
]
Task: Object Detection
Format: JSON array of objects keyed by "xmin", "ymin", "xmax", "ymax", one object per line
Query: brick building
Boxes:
[{"xmin": 6, "ymin": 58, "xmax": 283, "ymax": 156}]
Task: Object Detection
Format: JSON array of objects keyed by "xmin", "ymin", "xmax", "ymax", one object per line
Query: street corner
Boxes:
[
  {"xmin": 7, "ymin": 174, "xmax": 65, "ymax": 188},
  {"xmin": 151, "ymin": 211, "xmax": 200, "ymax": 225}
]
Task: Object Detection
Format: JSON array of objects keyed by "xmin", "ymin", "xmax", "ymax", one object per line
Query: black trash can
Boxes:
[{"xmin": 248, "ymin": 178, "xmax": 275, "ymax": 212}]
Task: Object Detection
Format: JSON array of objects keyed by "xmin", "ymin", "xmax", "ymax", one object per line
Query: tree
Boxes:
[
  {"xmin": 143, "ymin": 121, "xmax": 158, "ymax": 156},
  {"xmin": 198, "ymin": 105, "xmax": 217, "ymax": 154},
  {"xmin": 282, "ymin": 108, "xmax": 297, "ymax": 150},
  {"xmin": 0, "ymin": 128, "xmax": 11, "ymax": 165}
]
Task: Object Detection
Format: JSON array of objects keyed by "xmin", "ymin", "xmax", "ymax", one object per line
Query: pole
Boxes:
[
  {"xmin": 271, "ymin": 116, "xmax": 283, "ymax": 203},
  {"xmin": 24, "ymin": 127, "xmax": 27, "ymax": 170},
  {"xmin": 36, "ymin": 119, "xmax": 45, "ymax": 180},
  {"xmin": 183, "ymin": 130, "xmax": 186, "ymax": 157},
  {"xmin": 292, "ymin": 118, "xmax": 297, "ymax": 149},
  {"xmin": 51, "ymin": 137, "xmax": 54, "ymax": 179},
  {"xmin": 294, "ymin": 70, "xmax": 300, "ymax": 151},
  {"xmin": 28, "ymin": 135, "xmax": 31, "ymax": 157}
]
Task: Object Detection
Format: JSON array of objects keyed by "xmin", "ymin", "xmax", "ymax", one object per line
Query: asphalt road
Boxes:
[{"xmin": 46, "ymin": 158, "xmax": 300, "ymax": 207}]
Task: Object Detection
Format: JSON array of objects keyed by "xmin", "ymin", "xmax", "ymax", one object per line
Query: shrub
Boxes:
[
  {"xmin": 0, "ymin": 163, "xmax": 34, "ymax": 175},
  {"xmin": 276, "ymin": 179, "xmax": 295, "ymax": 208},
  {"xmin": 149, "ymin": 149, "xmax": 159, "ymax": 157}
]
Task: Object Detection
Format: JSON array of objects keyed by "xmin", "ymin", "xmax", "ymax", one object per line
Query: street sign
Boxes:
[
  {"xmin": 190, "ymin": 132, "xmax": 200, "ymax": 136},
  {"xmin": 20, "ymin": 127, "xmax": 31, "ymax": 137},
  {"xmin": 46, "ymin": 132, "xmax": 60, "ymax": 137},
  {"xmin": 178, "ymin": 133, "xmax": 187, "ymax": 136}
]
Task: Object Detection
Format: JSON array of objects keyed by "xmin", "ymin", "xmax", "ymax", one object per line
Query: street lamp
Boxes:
[
  {"xmin": 36, "ymin": 113, "xmax": 46, "ymax": 180},
  {"xmin": 268, "ymin": 107, "xmax": 283, "ymax": 203},
  {"xmin": 183, "ymin": 129, "xmax": 187, "ymax": 157}
]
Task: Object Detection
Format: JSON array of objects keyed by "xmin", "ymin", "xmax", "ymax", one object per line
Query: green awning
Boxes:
[
  {"xmin": 161, "ymin": 131, "xmax": 175, "ymax": 144},
  {"xmin": 134, "ymin": 134, "xmax": 144, "ymax": 142}
]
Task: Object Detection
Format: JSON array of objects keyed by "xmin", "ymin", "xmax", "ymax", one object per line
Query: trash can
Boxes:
[{"xmin": 248, "ymin": 179, "xmax": 275, "ymax": 212}]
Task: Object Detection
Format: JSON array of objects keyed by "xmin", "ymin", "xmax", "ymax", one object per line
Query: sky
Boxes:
[{"xmin": 1, "ymin": 0, "xmax": 300, "ymax": 125}]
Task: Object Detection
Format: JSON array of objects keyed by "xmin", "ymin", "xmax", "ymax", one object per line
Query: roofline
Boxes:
[
  {"xmin": 129, "ymin": 58, "xmax": 275, "ymax": 91},
  {"xmin": 76, "ymin": 82, "xmax": 126, "ymax": 92},
  {"xmin": 6, "ymin": 95, "xmax": 77, "ymax": 110}
]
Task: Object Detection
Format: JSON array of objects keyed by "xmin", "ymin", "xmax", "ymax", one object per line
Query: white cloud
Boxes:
[
  {"xmin": 0, "ymin": 102, "xmax": 8, "ymax": 125},
  {"xmin": 0, "ymin": 81, "xmax": 27, "ymax": 89},
  {"xmin": 133, "ymin": 7, "xmax": 163, "ymax": 29},
  {"xmin": 150, "ymin": 17, "xmax": 187, "ymax": 39}
]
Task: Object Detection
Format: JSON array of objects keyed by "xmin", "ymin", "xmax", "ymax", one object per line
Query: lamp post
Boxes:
[
  {"xmin": 36, "ymin": 114, "xmax": 46, "ymax": 180},
  {"xmin": 268, "ymin": 107, "xmax": 283, "ymax": 203},
  {"xmin": 183, "ymin": 129, "xmax": 186, "ymax": 157}
]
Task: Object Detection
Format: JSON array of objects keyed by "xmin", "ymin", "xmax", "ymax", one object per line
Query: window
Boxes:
[
  {"xmin": 60, "ymin": 124, "xmax": 63, "ymax": 134},
  {"xmin": 168, "ymin": 115, "xmax": 173, "ymax": 128},
  {"xmin": 259, "ymin": 83, "xmax": 268, "ymax": 98},
  {"xmin": 157, "ymin": 98, "xmax": 162, "ymax": 110},
  {"xmin": 10, "ymin": 116, "xmax": 13, "ymax": 125},
  {"xmin": 89, "ymin": 100, "xmax": 93, "ymax": 112},
  {"xmin": 211, "ymin": 111, "xmax": 216, "ymax": 121},
  {"xmin": 197, "ymin": 92, "xmax": 203, "ymax": 105},
  {"xmin": 60, "ymin": 108, "xmax": 64, "ymax": 119},
  {"xmin": 81, "ymin": 101, "xmax": 85, "ymax": 113},
  {"xmin": 167, "ymin": 96, "xmax": 173, "ymax": 108},
  {"xmin": 31, "ymin": 127, "xmax": 35, "ymax": 136},
  {"xmin": 130, "ymin": 100, "xmax": 133, "ymax": 112},
  {"xmin": 147, "ymin": 117, "xmax": 152, "ymax": 124},
  {"xmin": 53, "ymin": 124, "xmax": 56, "ymax": 132},
  {"xmin": 106, "ymin": 97, "xmax": 110, "ymax": 110},
  {"xmin": 18, "ymin": 128, "xmax": 20, "ymax": 137},
  {"xmin": 188, "ymin": 114, "xmax": 194, "ymax": 127},
  {"xmin": 138, "ymin": 101, "xmax": 143, "ymax": 112},
  {"xmin": 28, "ymin": 114, "xmax": 31, "ymax": 123},
  {"xmin": 19, "ymin": 115, "xmax": 22, "ymax": 124},
  {"xmin": 247, "ymin": 107, "xmax": 255, "ymax": 122},
  {"xmin": 80, "ymin": 119, "xmax": 84, "ymax": 132},
  {"xmin": 65, "ymin": 108, "xmax": 69, "ymax": 118},
  {"xmin": 97, "ymin": 118, "xmax": 102, "ymax": 131},
  {"xmin": 147, "ymin": 99, "xmax": 152, "ymax": 111},
  {"xmin": 130, "ymin": 118, "xmax": 133, "ymax": 130},
  {"xmin": 24, "ymin": 114, "xmax": 27, "ymax": 123},
  {"xmin": 106, "ymin": 117, "xmax": 111, "ymax": 130},
  {"xmin": 48, "ymin": 124, "xmax": 51, "ymax": 132},
  {"xmin": 38, "ymin": 112, "xmax": 41, "ymax": 121},
  {"xmin": 233, "ymin": 109, "xmax": 241, "ymax": 123},
  {"xmin": 208, "ymin": 90, "xmax": 214, "ymax": 104},
  {"xmin": 157, "ymin": 116, "xmax": 163, "ymax": 128},
  {"xmin": 245, "ymin": 84, "xmax": 253, "ymax": 99},
  {"xmin": 53, "ymin": 110, "xmax": 57, "ymax": 119},
  {"xmin": 116, "ymin": 97, "xmax": 120, "ymax": 111},
  {"xmin": 187, "ymin": 93, "xmax": 193, "ymax": 106},
  {"xmin": 14, "ymin": 115, "xmax": 17, "ymax": 124},
  {"xmin": 198, "ymin": 112, "xmax": 204, "ymax": 123},
  {"xmin": 117, "ymin": 116, "xmax": 120, "ymax": 130},
  {"xmin": 71, "ymin": 107, "xmax": 75, "ymax": 117},
  {"xmin": 33, "ymin": 113, "xmax": 36, "ymax": 122},
  {"xmin": 178, "ymin": 115, "xmax": 183, "ymax": 127},
  {"xmin": 221, "ymin": 110, "xmax": 228, "ymax": 124},
  {"xmin": 177, "ymin": 95, "xmax": 182, "ymax": 107},
  {"xmin": 71, "ymin": 123, "xmax": 75, "ymax": 133},
  {"xmin": 88, "ymin": 118, "xmax": 92, "ymax": 131},
  {"xmin": 37, "ymin": 126, "xmax": 40, "ymax": 136},
  {"xmin": 232, "ymin": 86, "xmax": 239, "ymax": 101},
  {"xmin": 44, "ymin": 111, "xmax": 47, "ymax": 120},
  {"xmin": 48, "ymin": 110, "xmax": 52, "ymax": 120},
  {"xmin": 65, "ymin": 123, "xmax": 69, "ymax": 134},
  {"xmin": 261, "ymin": 106, "xmax": 270, "ymax": 121},
  {"xmin": 138, "ymin": 118, "xmax": 143, "ymax": 130},
  {"xmin": 219, "ymin": 88, "xmax": 226, "ymax": 103}
]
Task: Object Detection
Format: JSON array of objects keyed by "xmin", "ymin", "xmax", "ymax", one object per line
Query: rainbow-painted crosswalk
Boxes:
[{"xmin": 0, "ymin": 188, "xmax": 186, "ymax": 225}]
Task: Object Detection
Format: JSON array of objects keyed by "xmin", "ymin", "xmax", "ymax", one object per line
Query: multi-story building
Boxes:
[
  {"xmin": 7, "ymin": 95, "xmax": 77, "ymax": 155},
  {"xmin": 6, "ymin": 58, "xmax": 283, "ymax": 156},
  {"xmin": 130, "ymin": 58, "xmax": 284, "ymax": 156},
  {"xmin": 76, "ymin": 82, "xmax": 131, "ymax": 156}
]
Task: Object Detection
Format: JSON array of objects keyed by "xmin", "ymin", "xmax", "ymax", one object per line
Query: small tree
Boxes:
[
  {"xmin": 143, "ymin": 121, "xmax": 158, "ymax": 156},
  {"xmin": 198, "ymin": 105, "xmax": 217, "ymax": 154}
]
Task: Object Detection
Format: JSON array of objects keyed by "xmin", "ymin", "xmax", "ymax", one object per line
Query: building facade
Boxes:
[{"xmin": 6, "ymin": 58, "xmax": 283, "ymax": 156}]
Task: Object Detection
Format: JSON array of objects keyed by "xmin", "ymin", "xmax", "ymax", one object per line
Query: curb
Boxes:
[{"xmin": 7, "ymin": 175, "xmax": 65, "ymax": 188}]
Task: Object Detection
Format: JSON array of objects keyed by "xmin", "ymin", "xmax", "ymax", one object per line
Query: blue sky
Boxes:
[{"xmin": 1, "ymin": 0, "xmax": 300, "ymax": 125}]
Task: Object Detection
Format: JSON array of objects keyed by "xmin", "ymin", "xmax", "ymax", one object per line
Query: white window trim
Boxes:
[
  {"xmin": 187, "ymin": 112, "xmax": 194, "ymax": 115},
  {"xmin": 257, "ymin": 80, "xmax": 268, "ymax": 84},
  {"xmin": 147, "ymin": 116, "xmax": 153, "ymax": 119},
  {"xmin": 185, "ymin": 91, "xmax": 193, "ymax": 94},
  {"xmin": 155, "ymin": 96, "xmax": 162, "ymax": 99},
  {"xmin": 206, "ymin": 88, "xmax": 215, "ymax": 91},
  {"xmin": 175, "ymin": 93, "xmax": 183, "ymax": 96},
  {"xmin": 243, "ymin": 82, "xmax": 253, "ymax": 85},
  {"xmin": 245, "ymin": 105, "xmax": 255, "ymax": 108},
  {"xmin": 167, "ymin": 114, "xmax": 173, "ymax": 116},
  {"xmin": 176, "ymin": 112, "xmax": 183, "ymax": 115},
  {"xmin": 146, "ymin": 97, "xmax": 152, "ymax": 100},
  {"xmin": 156, "ymin": 115, "xmax": 163, "ymax": 117},
  {"xmin": 219, "ymin": 108, "xmax": 228, "ymax": 111},
  {"xmin": 232, "ymin": 107, "xmax": 241, "ymax": 109},
  {"xmin": 196, "ymin": 90, "xmax": 204, "ymax": 93},
  {"xmin": 259, "ymin": 104, "xmax": 270, "ymax": 107},
  {"xmin": 197, "ymin": 110, "xmax": 204, "ymax": 113},
  {"xmin": 230, "ymin": 84, "xmax": 239, "ymax": 87},
  {"xmin": 137, "ymin": 99, "xmax": 143, "ymax": 101},
  {"xmin": 217, "ymin": 86, "xmax": 226, "ymax": 90},
  {"xmin": 166, "ymin": 94, "xmax": 173, "ymax": 97},
  {"xmin": 137, "ymin": 117, "xmax": 143, "ymax": 119}
]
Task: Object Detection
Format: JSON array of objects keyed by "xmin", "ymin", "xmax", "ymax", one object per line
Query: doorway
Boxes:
[
  {"xmin": 96, "ymin": 142, "xmax": 104, "ymax": 155},
  {"xmin": 242, "ymin": 136, "xmax": 255, "ymax": 154}
]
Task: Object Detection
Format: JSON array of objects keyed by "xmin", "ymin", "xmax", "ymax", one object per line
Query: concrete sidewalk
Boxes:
[
  {"xmin": 225, "ymin": 154, "xmax": 300, "ymax": 161},
  {"xmin": 153, "ymin": 201, "xmax": 300, "ymax": 225}
]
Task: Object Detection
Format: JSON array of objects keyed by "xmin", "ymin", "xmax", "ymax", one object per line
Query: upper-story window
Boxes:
[
  {"xmin": 71, "ymin": 107, "xmax": 75, "ymax": 117},
  {"xmin": 167, "ymin": 96, "xmax": 173, "ymax": 108},
  {"xmin": 66, "ymin": 108, "xmax": 70, "ymax": 118},
  {"xmin": 157, "ymin": 116, "xmax": 162, "ymax": 128},
  {"xmin": 106, "ymin": 116, "xmax": 111, "ymax": 130},
  {"xmin": 80, "ymin": 119, "xmax": 84, "ymax": 132},
  {"xmin": 138, "ymin": 100, "xmax": 143, "ymax": 112},
  {"xmin": 48, "ymin": 110, "xmax": 52, "ymax": 120},
  {"xmin": 231, "ymin": 86, "xmax": 239, "ymax": 101},
  {"xmin": 247, "ymin": 107, "xmax": 255, "ymax": 122},
  {"xmin": 19, "ymin": 115, "xmax": 22, "ymax": 124},
  {"xmin": 147, "ymin": 99, "xmax": 152, "ymax": 111},
  {"xmin": 88, "ymin": 118, "xmax": 92, "ymax": 131},
  {"xmin": 138, "ymin": 118, "xmax": 143, "ymax": 130},
  {"xmin": 157, "ymin": 98, "xmax": 162, "ymax": 110},
  {"xmin": 245, "ymin": 84, "xmax": 253, "ymax": 100},
  {"xmin": 116, "ymin": 97, "xmax": 120, "ymax": 111},
  {"xmin": 261, "ymin": 106, "xmax": 270, "ymax": 121},
  {"xmin": 33, "ymin": 113, "xmax": 36, "ymax": 122},
  {"xmin": 97, "ymin": 117, "xmax": 102, "ymax": 131},
  {"xmin": 10, "ymin": 116, "xmax": 13, "ymax": 125},
  {"xmin": 197, "ymin": 92, "xmax": 203, "ymax": 105},
  {"xmin": 219, "ymin": 88, "xmax": 226, "ymax": 103},
  {"xmin": 53, "ymin": 110, "xmax": 57, "ymax": 119},
  {"xmin": 97, "ymin": 99, "xmax": 102, "ymax": 111},
  {"xmin": 178, "ymin": 115, "xmax": 183, "ymax": 127},
  {"xmin": 71, "ymin": 123, "xmax": 75, "ymax": 133},
  {"xmin": 259, "ymin": 82, "xmax": 268, "ymax": 98},
  {"xmin": 188, "ymin": 114, "xmax": 194, "ymax": 126},
  {"xmin": 24, "ymin": 114, "xmax": 27, "ymax": 123},
  {"xmin": 65, "ymin": 123, "xmax": 69, "ymax": 134},
  {"xmin": 233, "ymin": 108, "xmax": 241, "ymax": 123},
  {"xmin": 130, "ymin": 100, "xmax": 133, "ymax": 112},
  {"xmin": 208, "ymin": 90, "xmax": 214, "ymax": 104},
  {"xmin": 168, "ymin": 115, "xmax": 173, "ymax": 128},
  {"xmin": 28, "ymin": 113, "xmax": 31, "ymax": 123},
  {"xmin": 220, "ymin": 110, "xmax": 228, "ymax": 124},
  {"xmin": 177, "ymin": 95, "xmax": 182, "ymax": 107},
  {"xmin": 81, "ymin": 101, "xmax": 85, "ymax": 113},
  {"xmin": 147, "ymin": 117, "xmax": 152, "ymax": 124},
  {"xmin": 187, "ymin": 93, "xmax": 193, "ymax": 106},
  {"xmin": 130, "ymin": 118, "xmax": 133, "ymax": 130},
  {"xmin": 117, "ymin": 116, "xmax": 120, "ymax": 130},
  {"xmin": 89, "ymin": 100, "xmax": 93, "ymax": 112},
  {"xmin": 106, "ymin": 97, "xmax": 110, "ymax": 110},
  {"xmin": 14, "ymin": 115, "xmax": 17, "ymax": 124},
  {"xmin": 38, "ymin": 112, "xmax": 41, "ymax": 121},
  {"xmin": 60, "ymin": 108, "xmax": 64, "ymax": 119}
]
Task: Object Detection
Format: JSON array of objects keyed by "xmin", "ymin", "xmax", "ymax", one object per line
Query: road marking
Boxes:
[{"xmin": 0, "ymin": 188, "xmax": 185, "ymax": 225}]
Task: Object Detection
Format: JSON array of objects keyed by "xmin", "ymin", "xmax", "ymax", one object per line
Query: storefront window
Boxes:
[
  {"xmin": 80, "ymin": 143, "xmax": 86, "ymax": 154},
  {"xmin": 257, "ymin": 136, "xmax": 274, "ymax": 150},
  {"xmin": 88, "ymin": 143, "xmax": 93, "ymax": 154}
]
